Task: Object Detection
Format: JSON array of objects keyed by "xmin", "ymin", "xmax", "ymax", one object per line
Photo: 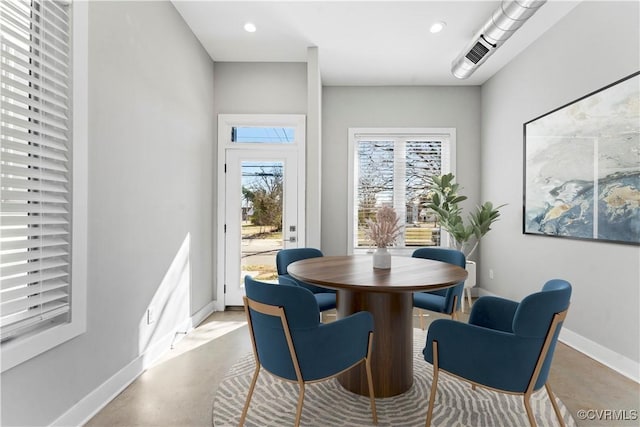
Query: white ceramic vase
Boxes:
[{"xmin": 373, "ymin": 247, "xmax": 392, "ymax": 269}]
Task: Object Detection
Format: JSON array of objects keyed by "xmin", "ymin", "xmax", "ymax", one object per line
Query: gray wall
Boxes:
[
  {"xmin": 481, "ymin": 1, "xmax": 640, "ymax": 363},
  {"xmin": 306, "ymin": 48, "xmax": 323, "ymax": 249},
  {"xmin": 1, "ymin": 2, "xmax": 215, "ymax": 425},
  {"xmin": 213, "ymin": 62, "xmax": 307, "ymax": 115},
  {"xmin": 322, "ymin": 86, "xmax": 482, "ymax": 256}
]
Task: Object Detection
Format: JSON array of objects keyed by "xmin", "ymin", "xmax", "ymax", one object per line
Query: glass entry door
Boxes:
[{"xmin": 224, "ymin": 149, "xmax": 300, "ymax": 306}]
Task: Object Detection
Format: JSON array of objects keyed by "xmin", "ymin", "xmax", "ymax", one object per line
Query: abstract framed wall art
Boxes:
[{"xmin": 523, "ymin": 71, "xmax": 640, "ymax": 245}]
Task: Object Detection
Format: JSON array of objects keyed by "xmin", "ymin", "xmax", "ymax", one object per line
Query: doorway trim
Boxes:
[{"xmin": 215, "ymin": 114, "xmax": 306, "ymax": 310}]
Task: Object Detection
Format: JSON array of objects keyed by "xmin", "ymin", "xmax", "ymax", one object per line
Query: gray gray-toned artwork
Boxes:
[{"xmin": 524, "ymin": 72, "xmax": 640, "ymax": 245}]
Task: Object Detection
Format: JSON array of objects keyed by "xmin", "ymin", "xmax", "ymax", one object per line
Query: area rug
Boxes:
[{"xmin": 212, "ymin": 328, "xmax": 576, "ymax": 426}]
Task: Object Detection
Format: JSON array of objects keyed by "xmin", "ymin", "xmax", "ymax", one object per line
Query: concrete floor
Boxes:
[{"xmin": 87, "ymin": 308, "xmax": 639, "ymax": 427}]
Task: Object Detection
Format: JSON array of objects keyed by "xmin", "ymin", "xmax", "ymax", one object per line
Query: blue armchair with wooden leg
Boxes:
[
  {"xmin": 412, "ymin": 247, "xmax": 466, "ymax": 328},
  {"xmin": 276, "ymin": 248, "xmax": 337, "ymax": 316},
  {"xmin": 240, "ymin": 276, "xmax": 377, "ymax": 427},
  {"xmin": 422, "ymin": 279, "xmax": 572, "ymax": 427}
]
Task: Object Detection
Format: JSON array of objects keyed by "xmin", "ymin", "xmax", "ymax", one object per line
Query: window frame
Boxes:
[
  {"xmin": 1, "ymin": 0, "xmax": 87, "ymax": 372},
  {"xmin": 347, "ymin": 127, "xmax": 456, "ymax": 256}
]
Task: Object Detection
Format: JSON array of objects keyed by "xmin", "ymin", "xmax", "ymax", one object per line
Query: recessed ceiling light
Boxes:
[
  {"xmin": 244, "ymin": 22, "xmax": 257, "ymax": 33},
  {"xmin": 430, "ymin": 21, "xmax": 446, "ymax": 34}
]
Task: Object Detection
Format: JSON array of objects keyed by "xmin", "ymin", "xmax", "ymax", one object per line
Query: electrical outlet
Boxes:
[
  {"xmin": 489, "ymin": 269, "xmax": 494, "ymax": 280},
  {"xmin": 147, "ymin": 307, "xmax": 156, "ymax": 325}
]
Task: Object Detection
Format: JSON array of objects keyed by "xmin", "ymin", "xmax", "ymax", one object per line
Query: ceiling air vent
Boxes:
[
  {"xmin": 451, "ymin": 0, "xmax": 546, "ymax": 79},
  {"xmin": 465, "ymin": 41, "xmax": 491, "ymax": 64}
]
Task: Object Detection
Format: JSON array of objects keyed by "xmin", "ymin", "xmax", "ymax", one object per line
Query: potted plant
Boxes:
[
  {"xmin": 365, "ymin": 205, "xmax": 402, "ymax": 269},
  {"xmin": 425, "ymin": 173, "xmax": 505, "ymax": 309},
  {"xmin": 425, "ymin": 173, "xmax": 504, "ymax": 258}
]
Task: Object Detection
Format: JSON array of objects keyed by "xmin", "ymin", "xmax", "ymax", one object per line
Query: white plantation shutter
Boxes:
[
  {"xmin": 1, "ymin": 0, "xmax": 72, "ymax": 342},
  {"xmin": 350, "ymin": 129, "xmax": 455, "ymax": 251},
  {"xmin": 405, "ymin": 140, "xmax": 443, "ymax": 205},
  {"xmin": 357, "ymin": 140, "xmax": 394, "ymax": 220}
]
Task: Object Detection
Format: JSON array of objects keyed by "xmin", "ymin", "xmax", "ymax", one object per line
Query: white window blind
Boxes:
[
  {"xmin": 350, "ymin": 129, "xmax": 455, "ymax": 251},
  {"xmin": 1, "ymin": 0, "xmax": 72, "ymax": 343}
]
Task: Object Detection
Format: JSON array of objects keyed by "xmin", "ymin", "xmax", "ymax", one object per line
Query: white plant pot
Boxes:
[
  {"xmin": 465, "ymin": 261, "xmax": 477, "ymax": 289},
  {"xmin": 372, "ymin": 247, "xmax": 392, "ymax": 269},
  {"xmin": 462, "ymin": 260, "xmax": 476, "ymax": 313}
]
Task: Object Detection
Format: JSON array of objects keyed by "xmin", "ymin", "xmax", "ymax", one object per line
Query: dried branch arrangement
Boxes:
[{"xmin": 365, "ymin": 205, "xmax": 402, "ymax": 248}]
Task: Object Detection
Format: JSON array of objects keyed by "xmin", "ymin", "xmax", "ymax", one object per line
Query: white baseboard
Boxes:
[
  {"xmin": 474, "ymin": 287, "xmax": 639, "ymax": 384},
  {"xmin": 51, "ymin": 302, "xmax": 219, "ymax": 427},
  {"xmin": 559, "ymin": 327, "xmax": 639, "ymax": 383},
  {"xmin": 475, "ymin": 287, "xmax": 496, "ymax": 297},
  {"xmin": 191, "ymin": 300, "xmax": 217, "ymax": 329},
  {"xmin": 51, "ymin": 354, "xmax": 145, "ymax": 427}
]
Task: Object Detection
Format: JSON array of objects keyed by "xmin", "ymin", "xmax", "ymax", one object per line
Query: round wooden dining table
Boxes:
[{"xmin": 288, "ymin": 254, "xmax": 467, "ymax": 397}]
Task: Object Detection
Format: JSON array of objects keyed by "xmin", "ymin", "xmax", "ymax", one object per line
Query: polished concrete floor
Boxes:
[{"xmin": 87, "ymin": 307, "xmax": 639, "ymax": 427}]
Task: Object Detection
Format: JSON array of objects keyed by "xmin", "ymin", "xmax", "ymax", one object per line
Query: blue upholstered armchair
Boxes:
[
  {"xmin": 422, "ymin": 279, "xmax": 572, "ymax": 427},
  {"xmin": 412, "ymin": 247, "xmax": 466, "ymax": 327},
  {"xmin": 240, "ymin": 276, "xmax": 377, "ymax": 426},
  {"xmin": 276, "ymin": 248, "xmax": 337, "ymax": 314}
]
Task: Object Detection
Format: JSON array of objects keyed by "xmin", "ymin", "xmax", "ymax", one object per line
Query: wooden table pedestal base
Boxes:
[{"xmin": 337, "ymin": 289, "xmax": 414, "ymax": 397}]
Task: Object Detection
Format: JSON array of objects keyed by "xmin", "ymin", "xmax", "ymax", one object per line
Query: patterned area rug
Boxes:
[{"xmin": 212, "ymin": 328, "xmax": 576, "ymax": 426}]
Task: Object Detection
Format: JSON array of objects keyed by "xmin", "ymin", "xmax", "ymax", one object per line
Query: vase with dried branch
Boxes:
[{"xmin": 365, "ymin": 205, "xmax": 402, "ymax": 269}]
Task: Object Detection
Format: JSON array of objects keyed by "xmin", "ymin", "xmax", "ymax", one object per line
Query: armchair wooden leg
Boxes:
[
  {"xmin": 450, "ymin": 295, "xmax": 459, "ymax": 320},
  {"xmin": 365, "ymin": 359, "xmax": 378, "ymax": 424},
  {"xmin": 425, "ymin": 341, "xmax": 439, "ymax": 427},
  {"xmin": 523, "ymin": 393, "xmax": 537, "ymax": 427},
  {"xmin": 419, "ymin": 309, "xmax": 426, "ymax": 330},
  {"xmin": 545, "ymin": 383, "xmax": 566, "ymax": 427},
  {"xmin": 294, "ymin": 382, "xmax": 306, "ymax": 427},
  {"xmin": 239, "ymin": 364, "xmax": 261, "ymax": 426},
  {"xmin": 365, "ymin": 331, "xmax": 378, "ymax": 425}
]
